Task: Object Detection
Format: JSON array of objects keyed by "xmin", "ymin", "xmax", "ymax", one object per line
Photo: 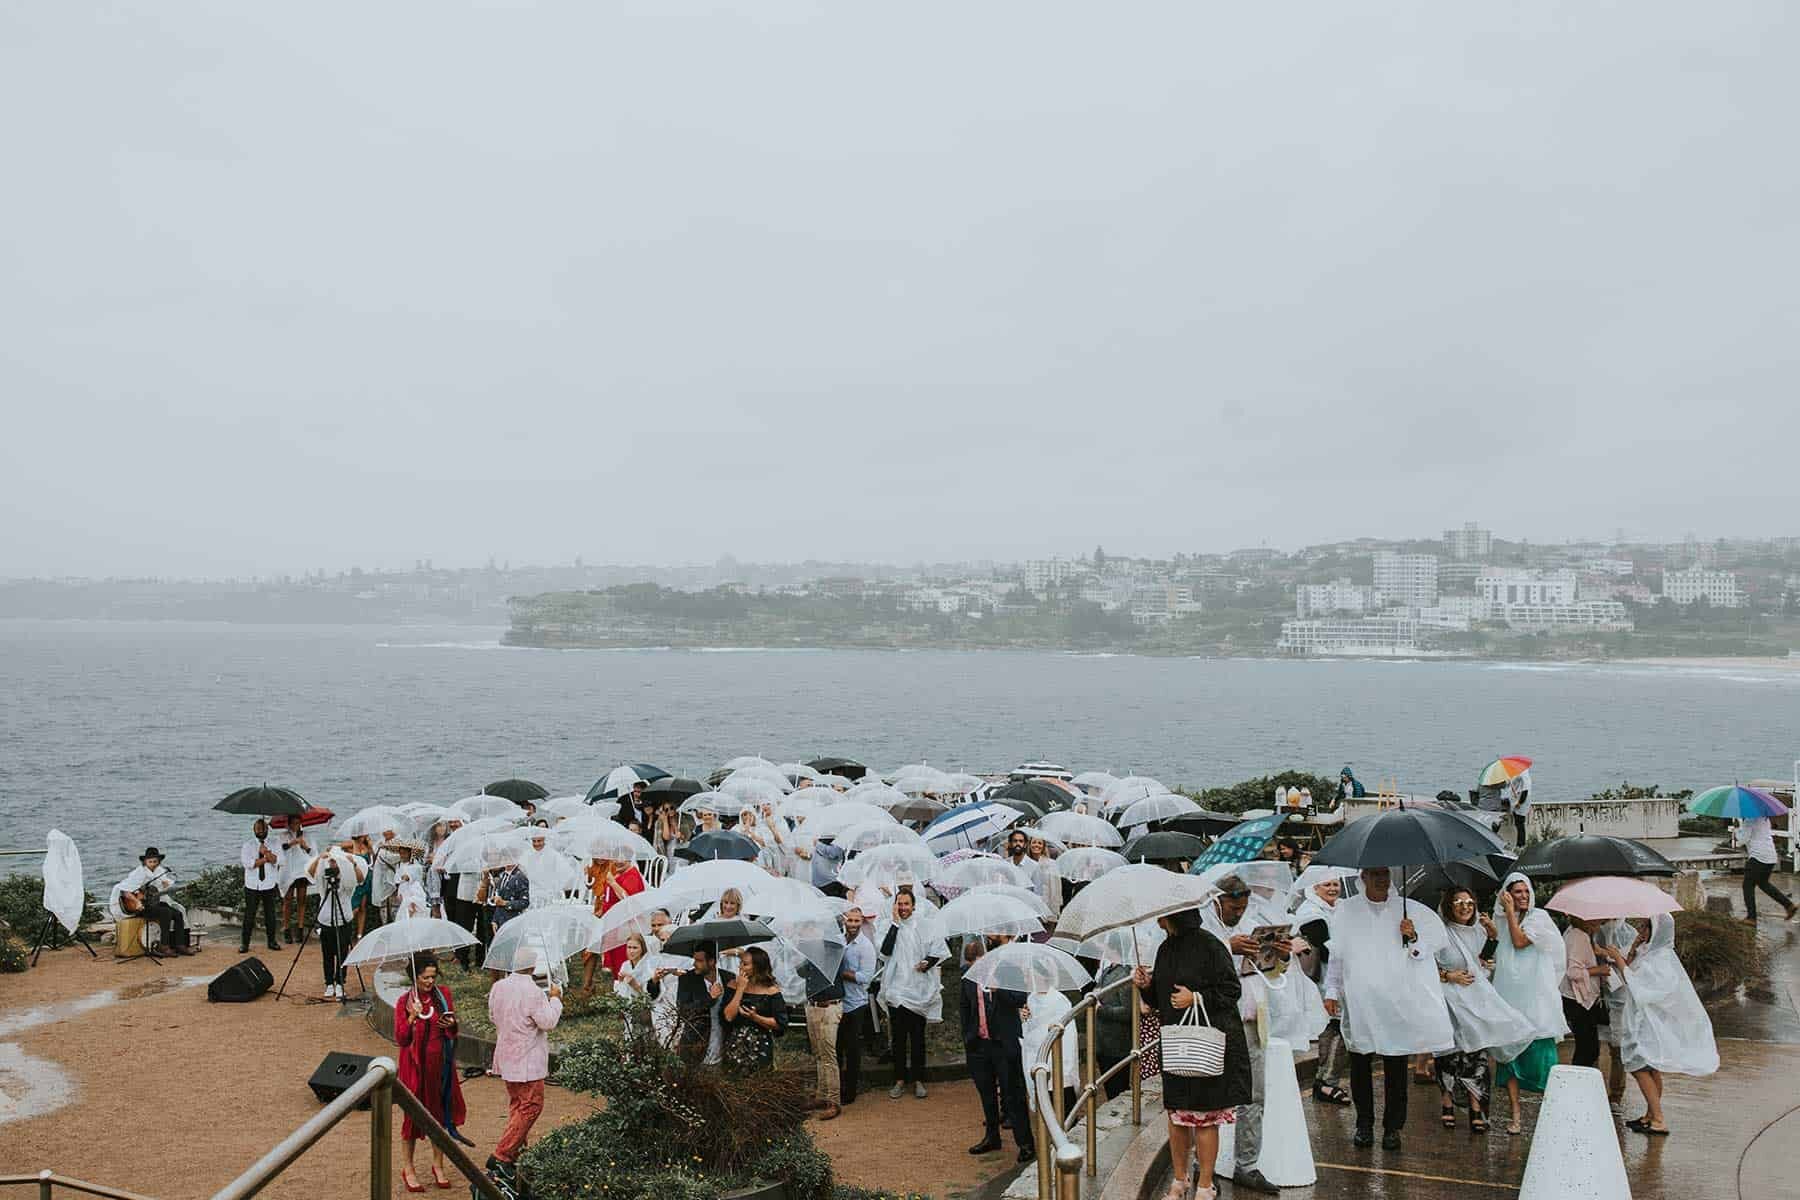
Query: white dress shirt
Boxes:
[{"xmin": 242, "ymin": 837, "xmax": 280, "ymax": 891}]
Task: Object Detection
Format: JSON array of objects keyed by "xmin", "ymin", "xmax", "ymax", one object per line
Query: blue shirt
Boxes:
[
  {"xmin": 810, "ymin": 839, "xmax": 846, "ymax": 888},
  {"xmin": 841, "ymin": 934, "xmax": 875, "ymax": 1012}
]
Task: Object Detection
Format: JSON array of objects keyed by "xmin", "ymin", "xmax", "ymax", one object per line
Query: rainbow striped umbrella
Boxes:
[
  {"xmin": 1688, "ymin": 785, "xmax": 1788, "ymax": 820},
  {"xmin": 1477, "ymin": 755, "xmax": 1533, "ymax": 788}
]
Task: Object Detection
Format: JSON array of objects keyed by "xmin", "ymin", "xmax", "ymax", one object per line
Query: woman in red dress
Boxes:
[
  {"xmin": 394, "ymin": 955, "xmax": 467, "ymax": 1191},
  {"xmin": 580, "ymin": 858, "xmax": 647, "ymax": 993}
]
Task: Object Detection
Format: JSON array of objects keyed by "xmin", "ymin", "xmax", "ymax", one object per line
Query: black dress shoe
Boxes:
[
  {"xmin": 1233, "ymin": 1168, "xmax": 1280, "ymax": 1194},
  {"xmin": 969, "ymin": 1133, "xmax": 1002, "ymax": 1155},
  {"xmin": 1381, "ymin": 1131, "xmax": 1402, "ymax": 1151},
  {"xmin": 1352, "ymin": 1128, "xmax": 1374, "ymax": 1148},
  {"xmin": 1016, "ymin": 1145, "xmax": 1036, "ymax": 1165}
]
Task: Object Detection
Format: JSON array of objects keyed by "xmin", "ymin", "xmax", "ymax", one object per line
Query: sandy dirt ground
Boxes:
[{"xmin": 2, "ymin": 943, "xmax": 1013, "ymax": 1199}]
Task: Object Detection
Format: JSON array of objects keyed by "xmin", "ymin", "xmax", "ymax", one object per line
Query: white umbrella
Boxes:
[
  {"xmin": 1049, "ymin": 919, "xmax": 1167, "ymax": 968},
  {"xmin": 555, "ymin": 822, "xmax": 656, "ymax": 863},
  {"xmin": 657, "ymin": 859, "xmax": 776, "ymax": 907},
  {"xmin": 837, "ymin": 821, "xmax": 925, "ymax": 856},
  {"xmin": 1056, "ymin": 846, "xmax": 1129, "ymax": 883},
  {"xmin": 591, "ymin": 886, "xmax": 674, "ymax": 954},
  {"xmin": 967, "ymin": 941, "xmax": 1091, "ymax": 992},
  {"xmin": 938, "ymin": 892, "xmax": 1045, "ymax": 940},
  {"xmin": 847, "ymin": 782, "xmax": 912, "ymax": 809},
  {"xmin": 1118, "ymin": 794, "xmax": 1202, "ymax": 829},
  {"xmin": 723, "ymin": 755, "xmax": 779, "ymax": 772},
  {"xmin": 1100, "ymin": 777, "xmax": 1168, "ymax": 812},
  {"xmin": 1054, "ymin": 864, "xmax": 1219, "ymax": 943},
  {"xmin": 337, "ymin": 805, "xmax": 410, "ymax": 840},
  {"xmin": 1036, "ymin": 811, "xmax": 1124, "ymax": 848},
  {"xmin": 944, "ymin": 772, "xmax": 985, "ymax": 796},
  {"xmin": 602, "ymin": 764, "xmax": 650, "ymax": 797},
  {"xmin": 803, "ymin": 803, "xmax": 895, "ymax": 840},
  {"xmin": 894, "ymin": 771, "xmax": 955, "ymax": 797},
  {"xmin": 931, "ymin": 854, "xmax": 1034, "ymax": 891},
  {"xmin": 960, "ymin": 882, "xmax": 1053, "ymax": 917},
  {"xmin": 1071, "ymin": 770, "xmax": 1120, "ymax": 796},
  {"xmin": 718, "ymin": 776, "xmax": 787, "ymax": 808},
  {"xmin": 484, "ymin": 906, "xmax": 605, "ymax": 973},
  {"xmin": 814, "ymin": 774, "xmax": 856, "ymax": 791},
  {"xmin": 430, "ymin": 817, "xmax": 515, "ymax": 871},
  {"xmin": 779, "ymin": 762, "xmax": 824, "ymax": 784},
  {"xmin": 780, "ymin": 786, "xmax": 840, "ymax": 821},
  {"xmin": 723, "ymin": 766, "xmax": 792, "ymax": 795},
  {"xmin": 679, "ymin": 792, "xmax": 747, "ymax": 818},
  {"xmin": 838, "ymin": 843, "xmax": 940, "ymax": 891},
  {"xmin": 538, "ymin": 795, "xmax": 591, "ymax": 820},
  {"xmin": 343, "ymin": 917, "xmax": 478, "ymax": 968},
  {"xmin": 449, "ymin": 794, "xmax": 526, "ymax": 823},
  {"xmin": 739, "ymin": 876, "xmax": 839, "ymax": 920}
]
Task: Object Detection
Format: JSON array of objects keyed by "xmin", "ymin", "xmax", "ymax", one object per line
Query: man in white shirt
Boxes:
[
  {"xmin": 240, "ymin": 819, "xmax": 283, "ymax": 953},
  {"xmin": 1323, "ymin": 867, "xmax": 1454, "ymax": 1152},
  {"xmin": 306, "ymin": 841, "xmax": 367, "ymax": 999},
  {"xmin": 109, "ymin": 847, "xmax": 192, "ymax": 955},
  {"xmin": 1734, "ymin": 817, "xmax": 1797, "ymax": 922}
]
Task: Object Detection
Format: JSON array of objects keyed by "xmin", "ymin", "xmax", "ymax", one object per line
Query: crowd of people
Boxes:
[{"xmin": 122, "ymin": 759, "xmax": 1750, "ymax": 1199}]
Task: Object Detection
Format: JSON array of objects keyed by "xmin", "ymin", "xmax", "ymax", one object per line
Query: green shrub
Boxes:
[
  {"xmin": 175, "ymin": 864, "xmax": 249, "ymax": 913},
  {"xmin": 0, "ymin": 927, "xmax": 29, "ymax": 973},
  {"xmin": 1673, "ymin": 908, "xmax": 1763, "ymax": 996},
  {"xmin": 1183, "ymin": 772, "xmax": 1342, "ymax": 815},
  {"xmin": 0, "ymin": 872, "xmax": 101, "ymax": 938}
]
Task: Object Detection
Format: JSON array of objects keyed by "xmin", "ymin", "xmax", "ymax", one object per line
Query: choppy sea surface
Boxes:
[{"xmin": 2, "ymin": 619, "xmax": 1795, "ymax": 883}]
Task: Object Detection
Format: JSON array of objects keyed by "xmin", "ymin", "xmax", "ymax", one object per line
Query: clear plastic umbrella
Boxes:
[
  {"xmin": 838, "ymin": 843, "xmax": 940, "ymax": 891},
  {"xmin": 591, "ymin": 886, "xmax": 673, "ymax": 954},
  {"xmin": 1195, "ymin": 861, "xmax": 1294, "ymax": 901},
  {"xmin": 938, "ymin": 892, "xmax": 1045, "ymax": 940},
  {"xmin": 779, "ymin": 762, "xmax": 824, "ymax": 784},
  {"xmin": 836, "ymin": 821, "xmax": 926, "ymax": 856},
  {"xmin": 960, "ymin": 882, "xmax": 1052, "ymax": 917},
  {"xmin": 1118, "ymin": 794, "xmax": 1202, "ymax": 829},
  {"xmin": 944, "ymin": 772, "xmax": 985, "ymax": 796},
  {"xmin": 722, "ymin": 755, "xmax": 779, "ymax": 773},
  {"xmin": 722, "ymin": 768, "xmax": 791, "ymax": 797},
  {"xmin": 849, "ymin": 783, "xmax": 913, "ymax": 809},
  {"xmin": 1049, "ymin": 919, "xmax": 1167, "ymax": 968},
  {"xmin": 678, "ymin": 792, "xmax": 747, "ymax": 818},
  {"xmin": 1100, "ymin": 777, "xmax": 1168, "ymax": 813},
  {"xmin": 1071, "ymin": 770, "xmax": 1120, "ymax": 796},
  {"xmin": 739, "ymin": 876, "xmax": 839, "ymax": 920},
  {"xmin": 1056, "ymin": 846, "xmax": 1129, "ymax": 882},
  {"xmin": 1055, "ymin": 864, "xmax": 1219, "ymax": 943},
  {"xmin": 767, "ymin": 910, "xmax": 849, "ymax": 982},
  {"xmin": 538, "ymin": 795, "xmax": 591, "ymax": 821},
  {"xmin": 894, "ymin": 770, "xmax": 955, "ymax": 797},
  {"xmin": 337, "ymin": 805, "xmax": 410, "ymax": 840},
  {"xmin": 803, "ymin": 803, "xmax": 896, "ymax": 840},
  {"xmin": 483, "ymin": 906, "xmax": 605, "ymax": 973},
  {"xmin": 343, "ymin": 917, "xmax": 478, "ymax": 968},
  {"xmin": 814, "ymin": 774, "xmax": 856, "ymax": 791},
  {"xmin": 932, "ymin": 854, "xmax": 1034, "ymax": 891},
  {"xmin": 966, "ymin": 941, "xmax": 1091, "ymax": 992},
  {"xmin": 448, "ymin": 794, "xmax": 527, "ymax": 823},
  {"xmin": 657, "ymin": 859, "xmax": 777, "ymax": 907},
  {"xmin": 554, "ymin": 822, "xmax": 656, "ymax": 863},
  {"xmin": 431, "ymin": 817, "xmax": 516, "ymax": 871},
  {"xmin": 779, "ymin": 787, "xmax": 838, "ymax": 822},
  {"xmin": 1036, "ymin": 811, "xmax": 1125, "ymax": 848}
]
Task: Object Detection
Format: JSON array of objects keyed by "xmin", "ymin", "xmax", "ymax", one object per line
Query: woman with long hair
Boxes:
[
  {"xmin": 1433, "ymin": 887, "xmax": 1534, "ymax": 1134},
  {"xmin": 1132, "ymin": 908, "xmax": 1251, "ymax": 1200},
  {"xmin": 722, "ymin": 944, "xmax": 789, "ymax": 1072},
  {"xmin": 394, "ymin": 954, "xmax": 467, "ymax": 1192},
  {"xmin": 580, "ymin": 856, "xmax": 647, "ymax": 993}
]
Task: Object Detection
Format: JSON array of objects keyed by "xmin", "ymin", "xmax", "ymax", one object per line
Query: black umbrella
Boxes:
[
  {"xmin": 991, "ymin": 796, "xmax": 1047, "ymax": 821},
  {"xmin": 1163, "ymin": 810, "xmax": 1245, "ymax": 840},
  {"xmin": 640, "ymin": 777, "xmax": 706, "ymax": 807},
  {"xmin": 214, "ymin": 784, "xmax": 308, "ymax": 817},
  {"xmin": 586, "ymin": 763, "xmax": 672, "ymax": 801},
  {"xmin": 990, "ymin": 780, "xmax": 1074, "ymax": 813},
  {"xmin": 887, "ymin": 796, "xmax": 949, "ymax": 823},
  {"xmin": 1400, "ymin": 854, "xmax": 1516, "ymax": 909},
  {"xmin": 1313, "ymin": 803, "xmax": 1509, "ymax": 924},
  {"xmin": 662, "ymin": 917, "xmax": 776, "ymax": 956},
  {"xmin": 1122, "ymin": 831, "xmax": 1209, "ymax": 864},
  {"xmin": 483, "ymin": 778, "xmax": 549, "ymax": 803},
  {"xmin": 806, "ymin": 756, "xmax": 867, "ymax": 781},
  {"xmin": 1513, "ymin": 834, "xmax": 1676, "ymax": 881},
  {"xmin": 675, "ymin": 830, "xmax": 760, "ymax": 863}
]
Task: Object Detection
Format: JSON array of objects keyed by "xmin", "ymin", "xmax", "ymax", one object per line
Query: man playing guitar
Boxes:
[{"xmin": 110, "ymin": 847, "xmax": 195, "ymax": 955}]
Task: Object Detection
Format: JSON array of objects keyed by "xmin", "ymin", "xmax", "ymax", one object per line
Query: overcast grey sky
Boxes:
[{"xmin": 3, "ymin": 3, "xmax": 1795, "ymax": 577}]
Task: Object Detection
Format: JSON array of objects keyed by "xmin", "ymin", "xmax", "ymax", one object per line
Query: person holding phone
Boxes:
[{"xmin": 723, "ymin": 945, "xmax": 789, "ymax": 1072}]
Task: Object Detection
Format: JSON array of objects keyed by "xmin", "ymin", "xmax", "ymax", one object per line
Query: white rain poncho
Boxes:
[
  {"xmin": 1200, "ymin": 894, "xmax": 1327, "ymax": 1049},
  {"xmin": 277, "ymin": 828, "xmax": 314, "ymax": 895},
  {"xmin": 1615, "ymin": 914, "xmax": 1718, "ymax": 1076},
  {"xmin": 1595, "ymin": 918, "xmax": 1641, "ymax": 1046},
  {"xmin": 521, "ymin": 845, "xmax": 578, "ymax": 906},
  {"xmin": 392, "ymin": 862, "xmax": 430, "ymax": 921},
  {"xmin": 1020, "ymin": 988, "xmax": 1077, "ymax": 1111},
  {"xmin": 1490, "ymin": 873, "xmax": 1569, "ymax": 1043},
  {"xmin": 875, "ymin": 904, "xmax": 950, "ymax": 1021},
  {"xmin": 1323, "ymin": 891, "xmax": 1455, "ymax": 1056},
  {"xmin": 1435, "ymin": 919, "xmax": 1537, "ymax": 1058}
]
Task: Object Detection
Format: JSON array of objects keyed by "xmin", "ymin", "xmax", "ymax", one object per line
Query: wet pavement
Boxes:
[{"xmin": 1154, "ymin": 882, "xmax": 1800, "ymax": 1198}]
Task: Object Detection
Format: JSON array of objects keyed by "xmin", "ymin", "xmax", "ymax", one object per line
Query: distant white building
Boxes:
[
  {"xmin": 1584, "ymin": 558, "xmax": 1636, "ymax": 577},
  {"xmin": 1373, "ymin": 553, "xmax": 1439, "ymax": 608},
  {"xmin": 1296, "ymin": 579, "xmax": 1377, "ymax": 618},
  {"xmin": 1079, "ymin": 578, "xmax": 1132, "ymax": 611},
  {"xmin": 1443, "ymin": 523, "xmax": 1492, "ymax": 561},
  {"xmin": 1662, "ymin": 567, "xmax": 1745, "ymax": 608},
  {"xmin": 1278, "ymin": 615, "xmax": 1421, "ymax": 656},
  {"xmin": 1022, "ymin": 559, "xmax": 1076, "ymax": 593},
  {"xmin": 1500, "ymin": 599, "xmax": 1634, "ymax": 632},
  {"xmin": 1479, "ymin": 569, "xmax": 1577, "ymax": 607}
]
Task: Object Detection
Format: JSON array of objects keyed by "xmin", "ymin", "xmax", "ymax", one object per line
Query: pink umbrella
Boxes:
[{"xmin": 1545, "ymin": 875, "xmax": 1682, "ymax": 920}]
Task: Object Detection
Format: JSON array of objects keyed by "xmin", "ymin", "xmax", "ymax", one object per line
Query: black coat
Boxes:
[
  {"xmin": 1148, "ymin": 911, "xmax": 1252, "ymax": 1113},
  {"xmin": 959, "ymin": 978, "xmax": 1026, "ymax": 1050}
]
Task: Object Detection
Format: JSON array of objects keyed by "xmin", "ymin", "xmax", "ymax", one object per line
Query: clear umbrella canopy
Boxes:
[
  {"xmin": 337, "ymin": 805, "xmax": 410, "ymax": 841},
  {"xmin": 657, "ymin": 859, "xmax": 778, "ymax": 908},
  {"xmin": 538, "ymin": 796, "xmax": 591, "ymax": 821},
  {"xmin": 1056, "ymin": 846, "xmax": 1129, "ymax": 883},
  {"xmin": 678, "ymin": 792, "xmax": 747, "ymax": 818},
  {"xmin": 1035, "ymin": 811, "xmax": 1124, "ymax": 848},
  {"xmin": 779, "ymin": 762, "xmax": 823, "ymax": 783},
  {"xmin": 723, "ymin": 767, "xmax": 792, "ymax": 796},
  {"xmin": 846, "ymin": 781, "xmax": 911, "ymax": 808},
  {"xmin": 592, "ymin": 886, "xmax": 673, "ymax": 954},
  {"xmin": 1049, "ymin": 919, "xmax": 1167, "ymax": 968},
  {"xmin": 814, "ymin": 774, "xmax": 856, "ymax": 791},
  {"xmin": 931, "ymin": 854, "xmax": 1034, "ymax": 891},
  {"xmin": 448, "ymin": 794, "xmax": 527, "ymax": 823},
  {"xmin": 966, "ymin": 941, "xmax": 1091, "ymax": 992},
  {"xmin": 554, "ymin": 822, "xmax": 656, "ymax": 863},
  {"xmin": 894, "ymin": 770, "xmax": 955, "ymax": 797},
  {"xmin": 1100, "ymin": 777, "xmax": 1168, "ymax": 812},
  {"xmin": 1195, "ymin": 861, "xmax": 1294, "ymax": 901},
  {"xmin": 944, "ymin": 773, "xmax": 985, "ymax": 796},
  {"xmin": 1071, "ymin": 771, "xmax": 1120, "ymax": 796},
  {"xmin": 431, "ymin": 817, "xmax": 517, "ymax": 871},
  {"xmin": 1055, "ymin": 863, "xmax": 1219, "ymax": 943},
  {"xmin": 1118, "ymin": 793, "xmax": 1202, "ymax": 828},
  {"xmin": 836, "ymin": 821, "xmax": 926, "ymax": 856},
  {"xmin": 959, "ymin": 882, "xmax": 1052, "ymax": 916},
  {"xmin": 779, "ymin": 786, "xmax": 841, "ymax": 821},
  {"xmin": 802, "ymin": 803, "xmax": 895, "ymax": 840},
  {"xmin": 343, "ymin": 916, "xmax": 478, "ymax": 968},
  {"xmin": 739, "ymin": 876, "xmax": 839, "ymax": 921},
  {"xmin": 484, "ymin": 906, "xmax": 605, "ymax": 973},
  {"xmin": 838, "ymin": 842, "xmax": 940, "ymax": 891},
  {"xmin": 937, "ymin": 892, "xmax": 1045, "ymax": 940}
]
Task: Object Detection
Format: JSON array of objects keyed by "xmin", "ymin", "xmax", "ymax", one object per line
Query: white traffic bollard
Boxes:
[
  {"xmin": 1254, "ymin": 1037, "xmax": 1316, "ymax": 1186},
  {"xmin": 1519, "ymin": 1065, "xmax": 1631, "ymax": 1200}
]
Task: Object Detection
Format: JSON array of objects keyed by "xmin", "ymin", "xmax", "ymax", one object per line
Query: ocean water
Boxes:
[{"xmin": 2, "ymin": 619, "xmax": 1796, "ymax": 884}]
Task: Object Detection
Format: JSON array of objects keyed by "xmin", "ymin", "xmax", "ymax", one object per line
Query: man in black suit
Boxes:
[
  {"xmin": 961, "ymin": 941, "xmax": 1034, "ymax": 1163},
  {"xmin": 659, "ymin": 944, "xmax": 735, "ymax": 1064}
]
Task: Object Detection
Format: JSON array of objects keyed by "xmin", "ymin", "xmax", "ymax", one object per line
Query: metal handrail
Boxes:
[
  {"xmin": 1028, "ymin": 972, "xmax": 1145, "ymax": 1200},
  {"xmin": 10, "ymin": 1057, "xmax": 503, "ymax": 1200}
]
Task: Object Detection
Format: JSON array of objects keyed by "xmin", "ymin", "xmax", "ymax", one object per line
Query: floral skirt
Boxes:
[
  {"xmin": 1139, "ymin": 1011, "xmax": 1162, "ymax": 1080},
  {"xmin": 1168, "ymin": 1108, "xmax": 1237, "ymax": 1129},
  {"xmin": 1434, "ymin": 1050, "xmax": 1491, "ymax": 1106}
]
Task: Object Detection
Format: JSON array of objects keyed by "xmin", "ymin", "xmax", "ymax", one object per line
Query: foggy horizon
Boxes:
[{"xmin": 5, "ymin": 3, "xmax": 1797, "ymax": 579}]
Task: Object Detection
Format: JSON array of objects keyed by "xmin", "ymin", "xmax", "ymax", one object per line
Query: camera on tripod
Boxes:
[{"xmin": 322, "ymin": 860, "xmax": 341, "ymax": 885}]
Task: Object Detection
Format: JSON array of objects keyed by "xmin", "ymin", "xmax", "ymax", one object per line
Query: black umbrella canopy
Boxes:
[
  {"xmin": 990, "ymin": 796, "xmax": 1047, "ymax": 822},
  {"xmin": 641, "ymin": 777, "xmax": 707, "ymax": 807},
  {"xmin": 1513, "ymin": 834, "xmax": 1676, "ymax": 880},
  {"xmin": 1163, "ymin": 810, "xmax": 1243, "ymax": 840},
  {"xmin": 1122, "ymin": 831, "xmax": 1209, "ymax": 864},
  {"xmin": 1400, "ymin": 854, "xmax": 1516, "ymax": 908},
  {"xmin": 1312, "ymin": 804, "xmax": 1509, "ymax": 870},
  {"xmin": 675, "ymin": 830, "xmax": 760, "ymax": 863},
  {"xmin": 662, "ymin": 917, "xmax": 776, "ymax": 955},
  {"xmin": 990, "ymin": 779, "xmax": 1075, "ymax": 813},
  {"xmin": 585, "ymin": 763, "xmax": 672, "ymax": 801},
  {"xmin": 214, "ymin": 784, "xmax": 308, "ymax": 817},
  {"xmin": 806, "ymin": 756, "xmax": 867, "ymax": 781},
  {"xmin": 483, "ymin": 779, "xmax": 549, "ymax": 803}
]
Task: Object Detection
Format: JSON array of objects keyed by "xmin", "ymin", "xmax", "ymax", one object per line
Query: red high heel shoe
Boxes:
[
  {"xmin": 431, "ymin": 1165, "xmax": 452, "ymax": 1189},
  {"xmin": 401, "ymin": 1169, "xmax": 425, "ymax": 1193}
]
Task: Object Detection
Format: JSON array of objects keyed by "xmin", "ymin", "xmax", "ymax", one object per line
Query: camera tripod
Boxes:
[{"xmin": 276, "ymin": 859, "xmax": 366, "ymax": 1001}]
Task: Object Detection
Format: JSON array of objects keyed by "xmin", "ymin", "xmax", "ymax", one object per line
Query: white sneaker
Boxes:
[
  {"xmin": 330, "ymin": 984, "xmax": 342, "ymax": 1000},
  {"xmin": 914, "ymin": 1082, "xmax": 928, "ymax": 1099},
  {"xmin": 888, "ymin": 1082, "xmax": 904, "ymax": 1100}
]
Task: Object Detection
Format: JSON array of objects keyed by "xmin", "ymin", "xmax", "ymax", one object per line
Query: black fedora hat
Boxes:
[{"xmin": 140, "ymin": 847, "xmax": 164, "ymax": 863}]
